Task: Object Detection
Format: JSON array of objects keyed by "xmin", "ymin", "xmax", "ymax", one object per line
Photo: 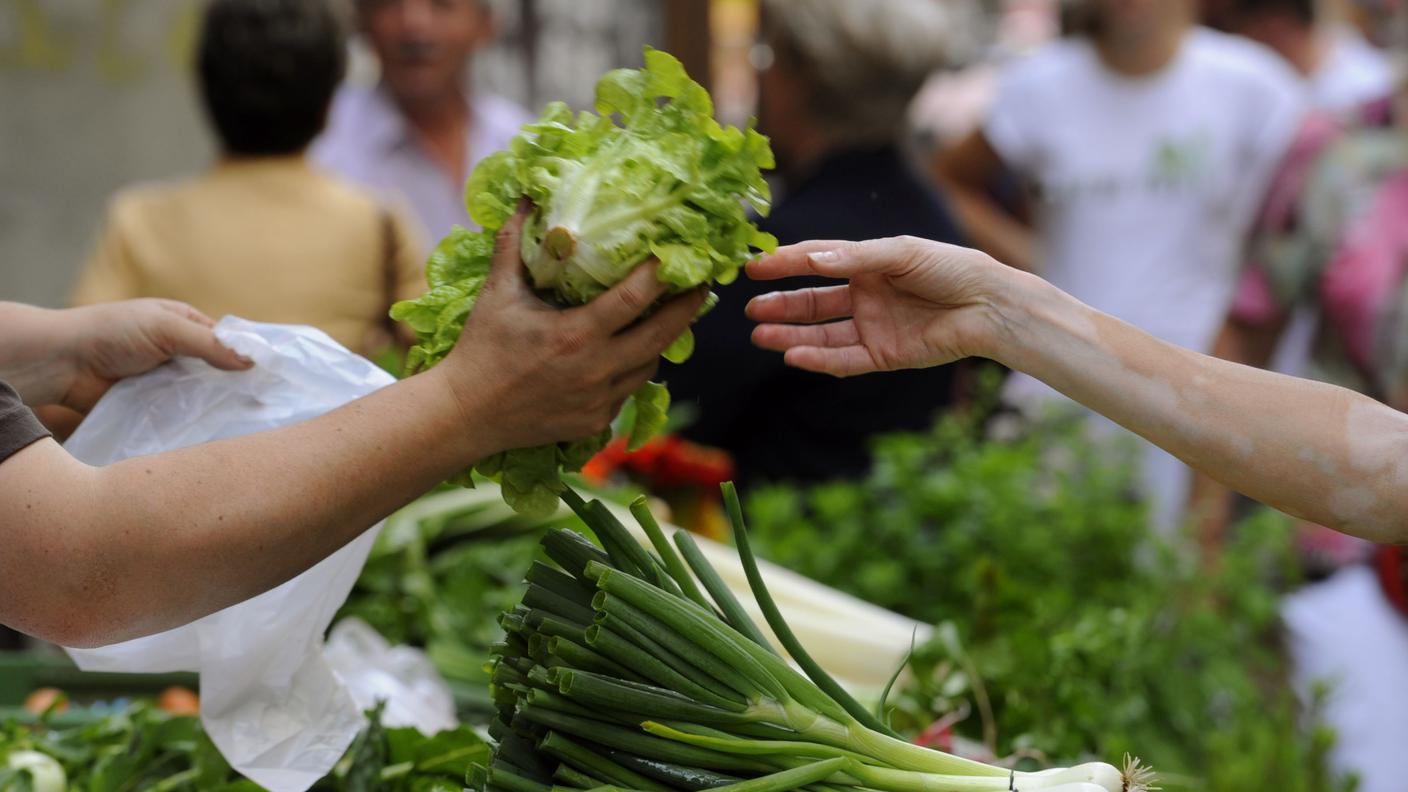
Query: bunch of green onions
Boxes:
[{"xmin": 473, "ymin": 483, "xmax": 1156, "ymax": 792}]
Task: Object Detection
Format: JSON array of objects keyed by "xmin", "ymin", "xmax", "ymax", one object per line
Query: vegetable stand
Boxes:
[{"xmin": 472, "ymin": 483, "xmax": 1154, "ymax": 792}]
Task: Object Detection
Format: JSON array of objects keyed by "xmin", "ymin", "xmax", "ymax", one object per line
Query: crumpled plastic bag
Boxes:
[
  {"xmin": 63, "ymin": 316, "xmax": 397, "ymax": 792},
  {"xmin": 324, "ymin": 618, "xmax": 457, "ymax": 736}
]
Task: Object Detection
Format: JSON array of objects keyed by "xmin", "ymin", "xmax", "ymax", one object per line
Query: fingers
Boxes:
[
  {"xmin": 751, "ymin": 320, "xmax": 859, "ymax": 352},
  {"xmin": 154, "ymin": 299, "xmax": 217, "ymax": 329},
  {"xmin": 745, "ymin": 240, "xmax": 853, "ymax": 280},
  {"xmin": 158, "ymin": 312, "xmax": 253, "ymax": 371},
  {"xmin": 782, "ymin": 345, "xmax": 883, "ymax": 378},
  {"xmin": 747, "ymin": 238, "xmax": 913, "ymax": 281},
  {"xmin": 581, "ymin": 260, "xmax": 674, "ymax": 335},
  {"xmin": 609, "ymin": 360, "xmax": 659, "ymax": 400},
  {"xmin": 611, "ymin": 357, "xmax": 659, "ymax": 388},
  {"xmin": 746, "ymin": 285, "xmax": 852, "ymax": 324},
  {"xmin": 613, "ymin": 287, "xmax": 708, "ymax": 366}
]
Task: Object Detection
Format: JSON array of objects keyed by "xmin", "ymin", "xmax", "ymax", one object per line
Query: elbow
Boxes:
[
  {"xmin": 7, "ymin": 550, "xmax": 140, "ymax": 649},
  {"xmin": 37, "ymin": 622, "xmax": 110, "ymax": 651},
  {"xmin": 1337, "ymin": 510, "xmax": 1408, "ymax": 547},
  {"xmin": 7, "ymin": 599, "xmax": 116, "ymax": 649},
  {"xmin": 1386, "ymin": 517, "xmax": 1408, "ymax": 547}
]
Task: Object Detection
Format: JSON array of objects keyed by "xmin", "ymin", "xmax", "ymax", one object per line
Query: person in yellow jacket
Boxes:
[{"xmin": 71, "ymin": 0, "xmax": 425, "ymax": 356}]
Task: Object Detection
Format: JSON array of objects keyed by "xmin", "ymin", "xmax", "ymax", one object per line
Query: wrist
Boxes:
[
  {"xmin": 0, "ymin": 304, "xmax": 76, "ymax": 406},
  {"xmin": 977, "ymin": 265, "xmax": 1081, "ymax": 371},
  {"xmin": 425, "ymin": 359, "xmax": 509, "ymax": 465}
]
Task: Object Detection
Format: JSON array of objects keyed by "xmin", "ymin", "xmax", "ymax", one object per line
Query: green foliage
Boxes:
[
  {"xmin": 392, "ymin": 47, "xmax": 776, "ymax": 516},
  {"xmin": 336, "ymin": 488, "xmax": 582, "ymax": 714},
  {"xmin": 0, "ymin": 702, "xmax": 483, "ymax": 791},
  {"xmin": 745, "ymin": 411, "xmax": 1354, "ymax": 792}
]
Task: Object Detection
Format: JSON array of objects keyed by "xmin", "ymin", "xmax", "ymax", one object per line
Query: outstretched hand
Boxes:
[{"xmin": 746, "ymin": 237, "xmax": 1008, "ymax": 377}]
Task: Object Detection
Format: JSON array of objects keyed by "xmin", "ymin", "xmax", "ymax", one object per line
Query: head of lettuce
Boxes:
[{"xmin": 392, "ymin": 48, "xmax": 777, "ymax": 515}]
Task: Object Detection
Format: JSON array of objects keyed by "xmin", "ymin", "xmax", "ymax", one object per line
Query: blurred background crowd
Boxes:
[{"xmin": 2, "ymin": 0, "xmax": 1407, "ymax": 790}]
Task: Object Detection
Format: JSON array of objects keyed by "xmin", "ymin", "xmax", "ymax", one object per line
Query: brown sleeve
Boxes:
[{"xmin": 0, "ymin": 381, "xmax": 52, "ymax": 464}]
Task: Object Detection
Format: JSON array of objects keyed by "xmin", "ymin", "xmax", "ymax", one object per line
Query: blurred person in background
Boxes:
[
  {"xmin": 1343, "ymin": 0, "xmax": 1407, "ymax": 46},
  {"xmin": 665, "ymin": 0, "xmax": 968, "ymax": 487},
  {"xmin": 1204, "ymin": 0, "xmax": 1393, "ymax": 393},
  {"xmin": 1200, "ymin": 60, "xmax": 1408, "ymax": 792},
  {"xmin": 910, "ymin": 0, "xmax": 1061, "ymax": 155},
  {"xmin": 1228, "ymin": 0, "xmax": 1394, "ymax": 115},
  {"xmin": 71, "ymin": 0, "xmax": 425, "ymax": 356},
  {"xmin": 934, "ymin": 0, "xmax": 1307, "ymax": 529},
  {"xmin": 313, "ymin": 0, "xmax": 530, "ymax": 242}
]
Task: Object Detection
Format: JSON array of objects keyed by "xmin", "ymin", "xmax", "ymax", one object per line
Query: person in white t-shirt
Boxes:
[
  {"xmin": 313, "ymin": 0, "xmax": 532, "ymax": 243},
  {"xmin": 1229, "ymin": 0, "xmax": 1395, "ymax": 117},
  {"xmin": 1211, "ymin": 0, "xmax": 1395, "ymax": 378},
  {"xmin": 935, "ymin": 0, "xmax": 1307, "ymax": 529}
]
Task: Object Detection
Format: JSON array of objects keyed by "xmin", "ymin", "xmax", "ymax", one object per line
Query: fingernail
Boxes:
[
  {"xmin": 237, "ymin": 354, "xmax": 255, "ymax": 367},
  {"xmin": 808, "ymin": 251, "xmax": 840, "ymax": 265}
]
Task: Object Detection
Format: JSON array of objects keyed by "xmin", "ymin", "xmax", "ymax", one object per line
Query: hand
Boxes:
[
  {"xmin": 437, "ymin": 207, "xmax": 708, "ymax": 451},
  {"xmin": 3, "ymin": 299, "xmax": 254, "ymax": 412},
  {"xmin": 746, "ymin": 237, "xmax": 1011, "ymax": 377}
]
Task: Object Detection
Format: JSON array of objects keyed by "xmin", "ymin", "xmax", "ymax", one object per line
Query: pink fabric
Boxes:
[
  {"xmin": 1256, "ymin": 112, "xmax": 1342, "ymax": 231},
  {"xmin": 1231, "ymin": 264, "xmax": 1282, "ymax": 324},
  {"xmin": 1320, "ymin": 172, "xmax": 1408, "ymax": 369},
  {"xmin": 1231, "ymin": 113, "xmax": 1342, "ymax": 325}
]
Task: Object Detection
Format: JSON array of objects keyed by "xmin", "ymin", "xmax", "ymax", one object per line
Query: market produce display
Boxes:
[
  {"xmin": 336, "ymin": 486, "xmax": 583, "ymax": 716},
  {"xmin": 473, "ymin": 483, "xmax": 1156, "ymax": 792},
  {"xmin": 392, "ymin": 47, "xmax": 776, "ymax": 516},
  {"xmin": 0, "ymin": 702, "xmax": 482, "ymax": 792},
  {"xmin": 744, "ymin": 404, "xmax": 1353, "ymax": 792}
]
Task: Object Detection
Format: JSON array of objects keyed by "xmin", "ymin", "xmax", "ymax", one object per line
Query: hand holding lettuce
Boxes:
[{"xmin": 394, "ymin": 48, "xmax": 776, "ymax": 516}]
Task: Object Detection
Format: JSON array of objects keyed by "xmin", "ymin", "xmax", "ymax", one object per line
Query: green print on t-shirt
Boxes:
[{"xmin": 1151, "ymin": 136, "xmax": 1210, "ymax": 191}]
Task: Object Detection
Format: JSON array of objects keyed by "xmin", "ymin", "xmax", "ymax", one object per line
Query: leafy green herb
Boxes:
[
  {"xmin": 0, "ymin": 702, "xmax": 485, "ymax": 791},
  {"xmin": 744, "ymin": 406, "xmax": 1354, "ymax": 792}
]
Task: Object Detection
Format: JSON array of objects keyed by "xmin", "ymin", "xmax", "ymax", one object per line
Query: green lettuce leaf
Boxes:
[
  {"xmin": 394, "ymin": 47, "xmax": 774, "ymax": 514},
  {"xmin": 626, "ymin": 381, "xmax": 671, "ymax": 452}
]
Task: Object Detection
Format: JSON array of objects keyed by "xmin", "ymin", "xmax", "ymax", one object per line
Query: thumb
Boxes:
[
  {"xmin": 158, "ymin": 314, "xmax": 254, "ymax": 371},
  {"xmin": 487, "ymin": 200, "xmax": 533, "ymax": 290}
]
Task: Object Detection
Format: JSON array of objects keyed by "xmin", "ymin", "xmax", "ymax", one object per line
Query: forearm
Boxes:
[
  {"xmin": 992, "ymin": 273, "xmax": 1408, "ymax": 543},
  {"xmin": 1187, "ymin": 319, "xmax": 1282, "ymax": 557},
  {"xmin": 1, "ymin": 368, "xmax": 495, "ymax": 647}
]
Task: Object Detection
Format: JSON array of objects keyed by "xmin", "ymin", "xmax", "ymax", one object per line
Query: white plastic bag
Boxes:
[
  {"xmin": 63, "ymin": 316, "xmax": 397, "ymax": 792},
  {"xmin": 324, "ymin": 618, "xmax": 457, "ymax": 736}
]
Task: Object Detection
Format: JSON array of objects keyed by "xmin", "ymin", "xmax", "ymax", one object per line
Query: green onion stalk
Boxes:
[{"xmin": 473, "ymin": 483, "xmax": 1157, "ymax": 792}]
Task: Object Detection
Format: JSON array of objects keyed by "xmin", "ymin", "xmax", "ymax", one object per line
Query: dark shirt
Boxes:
[
  {"xmin": 0, "ymin": 381, "xmax": 50, "ymax": 464},
  {"xmin": 666, "ymin": 145, "xmax": 965, "ymax": 486}
]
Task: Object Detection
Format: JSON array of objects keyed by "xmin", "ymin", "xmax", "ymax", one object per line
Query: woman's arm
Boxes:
[
  {"xmin": 0, "ymin": 213, "xmax": 705, "ymax": 647},
  {"xmin": 746, "ymin": 237, "xmax": 1408, "ymax": 544}
]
